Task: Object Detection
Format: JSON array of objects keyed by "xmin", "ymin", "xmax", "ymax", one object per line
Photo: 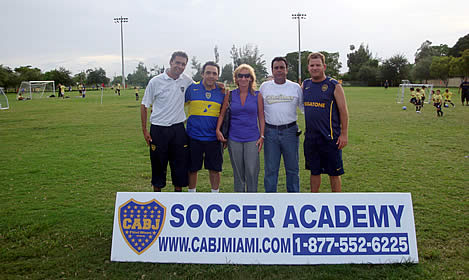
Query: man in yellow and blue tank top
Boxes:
[
  {"xmin": 185, "ymin": 61, "xmax": 225, "ymax": 193},
  {"xmin": 302, "ymin": 52, "xmax": 349, "ymax": 193}
]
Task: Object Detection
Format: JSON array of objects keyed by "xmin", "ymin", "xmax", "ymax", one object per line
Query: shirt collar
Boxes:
[{"xmin": 162, "ymin": 70, "xmax": 182, "ymax": 81}]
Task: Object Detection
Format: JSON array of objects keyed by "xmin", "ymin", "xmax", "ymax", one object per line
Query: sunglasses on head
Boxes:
[{"xmin": 237, "ymin": 73, "xmax": 251, "ymax": 79}]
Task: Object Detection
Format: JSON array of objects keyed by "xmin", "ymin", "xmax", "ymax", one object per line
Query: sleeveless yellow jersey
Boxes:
[
  {"xmin": 415, "ymin": 92, "xmax": 422, "ymax": 101},
  {"xmin": 444, "ymin": 91, "xmax": 452, "ymax": 100},
  {"xmin": 432, "ymin": 94, "xmax": 442, "ymax": 103}
]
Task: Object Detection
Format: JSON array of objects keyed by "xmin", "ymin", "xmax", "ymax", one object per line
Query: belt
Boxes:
[{"xmin": 265, "ymin": 121, "xmax": 296, "ymax": 130}]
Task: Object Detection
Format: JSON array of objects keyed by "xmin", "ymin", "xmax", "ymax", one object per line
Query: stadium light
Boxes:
[
  {"xmin": 114, "ymin": 16, "xmax": 128, "ymax": 89},
  {"xmin": 291, "ymin": 13, "xmax": 306, "ymax": 84}
]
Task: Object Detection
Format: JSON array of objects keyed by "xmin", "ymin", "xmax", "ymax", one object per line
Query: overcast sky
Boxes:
[{"xmin": 1, "ymin": 0, "xmax": 467, "ymax": 79}]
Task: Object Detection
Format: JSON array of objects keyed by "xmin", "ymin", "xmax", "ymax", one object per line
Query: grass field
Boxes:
[{"xmin": 0, "ymin": 87, "xmax": 468, "ymax": 279}]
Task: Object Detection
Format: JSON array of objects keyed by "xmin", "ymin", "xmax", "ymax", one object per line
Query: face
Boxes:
[
  {"xmin": 308, "ymin": 58, "xmax": 326, "ymax": 80},
  {"xmin": 202, "ymin": 65, "xmax": 219, "ymax": 88},
  {"xmin": 236, "ymin": 69, "xmax": 252, "ymax": 88},
  {"xmin": 169, "ymin": 56, "xmax": 187, "ymax": 77},
  {"xmin": 272, "ymin": 60, "xmax": 287, "ymax": 82}
]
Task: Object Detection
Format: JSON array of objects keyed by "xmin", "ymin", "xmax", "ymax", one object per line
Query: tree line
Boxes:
[
  {"xmin": 343, "ymin": 33, "xmax": 469, "ymax": 87},
  {"xmin": 1, "ymin": 33, "xmax": 467, "ymax": 91}
]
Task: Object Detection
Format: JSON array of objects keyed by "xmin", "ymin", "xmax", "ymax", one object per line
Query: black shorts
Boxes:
[
  {"xmin": 189, "ymin": 138, "xmax": 223, "ymax": 172},
  {"xmin": 149, "ymin": 123, "xmax": 189, "ymax": 188},
  {"xmin": 462, "ymin": 92, "xmax": 469, "ymax": 103},
  {"xmin": 410, "ymin": 98, "xmax": 416, "ymax": 104},
  {"xmin": 304, "ymin": 137, "xmax": 344, "ymax": 176}
]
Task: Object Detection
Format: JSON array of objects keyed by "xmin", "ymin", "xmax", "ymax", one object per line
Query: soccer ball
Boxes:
[
  {"xmin": 444, "ymin": 104, "xmax": 449, "ymax": 108},
  {"xmin": 402, "ymin": 106, "xmax": 407, "ymax": 110}
]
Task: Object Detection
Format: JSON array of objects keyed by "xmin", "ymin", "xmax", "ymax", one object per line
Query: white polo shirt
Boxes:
[
  {"xmin": 260, "ymin": 79, "xmax": 304, "ymax": 126},
  {"xmin": 142, "ymin": 71, "xmax": 193, "ymax": 126}
]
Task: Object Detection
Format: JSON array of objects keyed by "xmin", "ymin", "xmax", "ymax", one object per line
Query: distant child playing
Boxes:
[
  {"xmin": 443, "ymin": 89, "xmax": 455, "ymax": 107},
  {"xmin": 432, "ymin": 90, "xmax": 443, "ymax": 117}
]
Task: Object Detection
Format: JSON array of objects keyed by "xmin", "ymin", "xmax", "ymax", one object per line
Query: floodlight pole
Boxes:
[
  {"xmin": 292, "ymin": 13, "xmax": 306, "ymax": 84},
  {"xmin": 114, "ymin": 16, "xmax": 128, "ymax": 89}
]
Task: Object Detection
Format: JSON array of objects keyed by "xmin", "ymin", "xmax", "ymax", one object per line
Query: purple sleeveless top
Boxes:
[{"xmin": 229, "ymin": 88, "xmax": 260, "ymax": 142}]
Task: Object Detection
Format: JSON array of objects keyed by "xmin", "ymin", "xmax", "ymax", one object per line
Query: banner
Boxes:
[{"xmin": 111, "ymin": 192, "xmax": 418, "ymax": 264}]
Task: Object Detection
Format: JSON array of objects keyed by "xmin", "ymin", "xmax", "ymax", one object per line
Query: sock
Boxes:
[
  {"xmin": 188, "ymin": 188, "xmax": 196, "ymax": 193},
  {"xmin": 211, "ymin": 189, "xmax": 219, "ymax": 193}
]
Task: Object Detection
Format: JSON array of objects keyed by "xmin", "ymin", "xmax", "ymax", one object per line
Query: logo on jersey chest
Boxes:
[
  {"xmin": 205, "ymin": 92, "xmax": 211, "ymax": 99},
  {"xmin": 180, "ymin": 87, "xmax": 185, "ymax": 93},
  {"xmin": 322, "ymin": 84, "xmax": 328, "ymax": 92}
]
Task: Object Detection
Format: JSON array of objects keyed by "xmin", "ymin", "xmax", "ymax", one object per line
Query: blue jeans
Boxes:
[{"xmin": 263, "ymin": 125, "xmax": 300, "ymax": 192}]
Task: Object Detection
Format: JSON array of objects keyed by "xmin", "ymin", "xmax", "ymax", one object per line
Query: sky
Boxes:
[{"xmin": 1, "ymin": 0, "xmax": 467, "ymax": 79}]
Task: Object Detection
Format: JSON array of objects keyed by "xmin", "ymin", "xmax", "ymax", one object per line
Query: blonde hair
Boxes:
[
  {"xmin": 307, "ymin": 52, "xmax": 326, "ymax": 65},
  {"xmin": 233, "ymin": 64, "xmax": 257, "ymax": 94}
]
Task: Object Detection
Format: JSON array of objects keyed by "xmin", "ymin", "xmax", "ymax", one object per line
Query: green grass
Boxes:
[{"xmin": 0, "ymin": 87, "xmax": 468, "ymax": 279}]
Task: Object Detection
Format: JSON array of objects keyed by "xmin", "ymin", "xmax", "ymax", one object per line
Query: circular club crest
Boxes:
[
  {"xmin": 321, "ymin": 84, "xmax": 328, "ymax": 92},
  {"xmin": 205, "ymin": 92, "xmax": 211, "ymax": 99}
]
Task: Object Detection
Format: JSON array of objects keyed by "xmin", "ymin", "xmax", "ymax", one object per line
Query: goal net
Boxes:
[
  {"xmin": 17, "ymin": 81, "xmax": 55, "ymax": 99},
  {"xmin": 0, "ymin": 87, "xmax": 9, "ymax": 110},
  {"xmin": 397, "ymin": 81, "xmax": 433, "ymax": 104}
]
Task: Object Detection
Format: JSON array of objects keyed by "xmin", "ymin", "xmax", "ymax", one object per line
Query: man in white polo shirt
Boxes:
[
  {"xmin": 140, "ymin": 51, "xmax": 194, "ymax": 192},
  {"xmin": 260, "ymin": 57, "xmax": 303, "ymax": 193}
]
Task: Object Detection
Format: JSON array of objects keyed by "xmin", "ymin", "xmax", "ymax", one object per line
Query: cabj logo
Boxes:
[
  {"xmin": 118, "ymin": 199, "xmax": 166, "ymax": 255},
  {"xmin": 321, "ymin": 84, "xmax": 328, "ymax": 92}
]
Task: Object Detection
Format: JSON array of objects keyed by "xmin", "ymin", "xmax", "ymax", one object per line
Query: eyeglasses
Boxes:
[{"xmin": 237, "ymin": 73, "xmax": 251, "ymax": 79}]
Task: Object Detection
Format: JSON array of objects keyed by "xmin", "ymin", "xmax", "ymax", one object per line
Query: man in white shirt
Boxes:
[
  {"xmin": 260, "ymin": 57, "xmax": 303, "ymax": 192},
  {"xmin": 140, "ymin": 51, "xmax": 194, "ymax": 192}
]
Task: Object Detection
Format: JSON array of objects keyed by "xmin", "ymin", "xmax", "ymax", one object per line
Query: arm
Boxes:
[
  {"xmin": 334, "ymin": 84, "xmax": 349, "ymax": 150},
  {"xmin": 216, "ymin": 82, "xmax": 227, "ymax": 94},
  {"xmin": 140, "ymin": 104, "xmax": 152, "ymax": 146},
  {"xmin": 297, "ymin": 83, "xmax": 304, "ymax": 114},
  {"xmin": 216, "ymin": 91, "xmax": 230, "ymax": 144},
  {"xmin": 256, "ymin": 93, "xmax": 265, "ymax": 152}
]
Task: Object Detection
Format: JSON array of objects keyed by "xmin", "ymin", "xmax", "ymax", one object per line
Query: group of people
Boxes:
[
  {"xmin": 140, "ymin": 51, "xmax": 349, "ymax": 194},
  {"xmin": 409, "ymin": 87, "xmax": 427, "ymax": 113},
  {"xmin": 410, "ymin": 86, "xmax": 462, "ymax": 116}
]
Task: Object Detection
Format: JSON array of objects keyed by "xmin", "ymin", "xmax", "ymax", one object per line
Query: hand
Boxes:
[
  {"xmin": 216, "ymin": 129, "xmax": 227, "ymax": 143},
  {"xmin": 143, "ymin": 130, "xmax": 152, "ymax": 146},
  {"xmin": 256, "ymin": 137, "xmax": 264, "ymax": 152},
  {"xmin": 217, "ymin": 82, "xmax": 227, "ymax": 94},
  {"xmin": 336, "ymin": 134, "xmax": 348, "ymax": 150}
]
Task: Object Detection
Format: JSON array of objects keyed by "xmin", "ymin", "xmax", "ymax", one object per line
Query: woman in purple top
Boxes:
[{"xmin": 216, "ymin": 64, "xmax": 265, "ymax": 192}]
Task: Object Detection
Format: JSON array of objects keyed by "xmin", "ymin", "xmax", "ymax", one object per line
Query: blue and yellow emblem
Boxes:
[
  {"xmin": 321, "ymin": 84, "xmax": 328, "ymax": 92},
  {"xmin": 118, "ymin": 198, "xmax": 166, "ymax": 255}
]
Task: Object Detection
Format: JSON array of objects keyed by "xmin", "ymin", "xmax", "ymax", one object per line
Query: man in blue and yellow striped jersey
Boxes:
[{"xmin": 185, "ymin": 61, "xmax": 225, "ymax": 193}]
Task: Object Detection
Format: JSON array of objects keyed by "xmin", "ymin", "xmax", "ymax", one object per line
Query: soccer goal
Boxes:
[
  {"xmin": 0, "ymin": 87, "xmax": 9, "ymax": 110},
  {"xmin": 17, "ymin": 81, "xmax": 55, "ymax": 99},
  {"xmin": 397, "ymin": 81, "xmax": 433, "ymax": 104}
]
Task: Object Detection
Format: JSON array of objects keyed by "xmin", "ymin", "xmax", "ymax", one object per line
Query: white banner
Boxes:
[{"xmin": 111, "ymin": 192, "xmax": 418, "ymax": 264}]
